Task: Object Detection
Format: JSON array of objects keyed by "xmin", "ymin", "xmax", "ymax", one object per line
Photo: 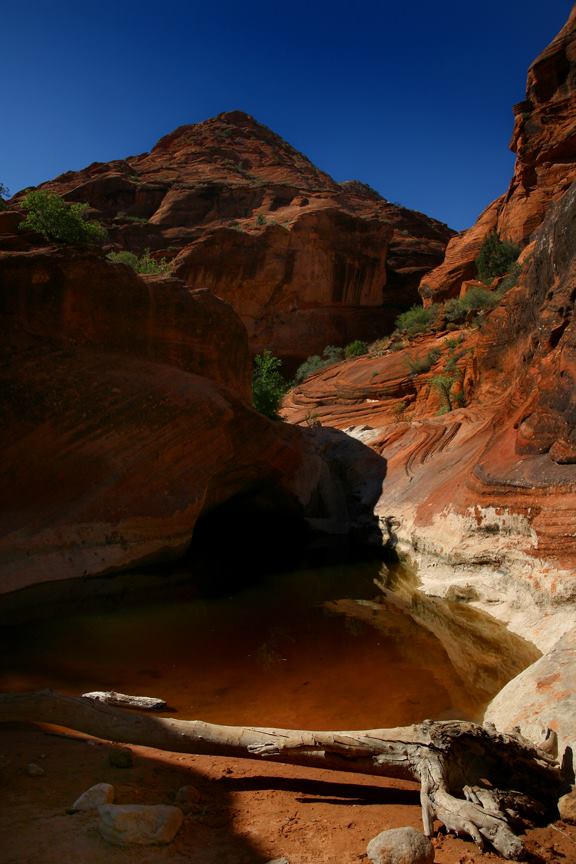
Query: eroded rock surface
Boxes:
[
  {"xmin": 12, "ymin": 111, "xmax": 453, "ymax": 365},
  {"xmin": 0, "ymin": 245, "xmax": 327, "ymax": 592},
  {"xmin": 284, "ymin": 179, "xmax": 576, "ymax": 617},
  {"xmin": 485, "ymin": 626, "xmax": 576, "ymax": 764},
  {"xmin": 420, "ymin": 8, "xmax": 576, "ymax": 303}
]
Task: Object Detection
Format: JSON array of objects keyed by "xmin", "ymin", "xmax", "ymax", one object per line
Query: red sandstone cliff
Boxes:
[
  {"xmin": 13, "ymin": 111, "xmax": 453, "ymax": 366},
  {"xmin": 420, "ymin": 8, "xmax": 576, "ymax": 303},
  {"xmin": 285, "ymin": 179, "xmax": 576, "ymax": 580},
  {"xmin": 284, "ymin": 7, "xmax": 576, "ymax": 586},
  {"xmin": 0, "ymin": 232, "xmax": 329, "ymax": 593}
]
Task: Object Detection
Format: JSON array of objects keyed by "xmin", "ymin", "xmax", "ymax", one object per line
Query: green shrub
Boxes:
[
  {"xmin": 107, "ymin": 250, "xmax": 139, "ymax": 268},
  {"xmin": 442, "ymin": 287, "xmax": 497, "ymax": 326},
  {"xmin": 114, "ymin": 212, "xmax": 148, "ymax": 224},
  {"xmin": 344, "ymin": 339, "xmax": 368, "ymax": 358},
  {"xmin": 295, "ymin": 345, "xmax": 345, "ymax": 383},
  {"xmin": 405, "ymin": 348, "xmax": 440, "ymax": 374},
  {"xmin": 0, "ymin": 182, "xmax": 9, "ymax": 210},
  {"xmin": 322, "ymin": 345, "xmax": 345, "ymax": 364},
  {"xmin": 107, "ymin": 249, "xmax": 171, "ymax": 275},
  {"xmin": 460, "ymin": 285, "xmax": 498, "ymax": 312},
  {"xmin": 256, "ymin": 213, "xmax": 267, "ymax": 225},
  {"xmin": 475, "ymin": 231, "xmax": 519, "ymax": 283},
  {"xmin": 393, "ymin": 399, "xmax": 408, "ymax": 419},
  {"xmin": 295, "ymin": 354, "xmax": 324, "ymax": 382},
  {"xmin": 20, "ymin": 190, "xmax": 106, "ymax": 244},
  {"xmin": 430, "ymin": 374, "xmax": 455, "ymax": 412},
  {"xmin": 395, "ymin": 303, "xmax": 439, "ymax": 336},
  {"xmin": 445, "ymin": 335, "xmax": 464, "ymax": 350},
  {"xmin": 252, "ymin": 350, "xmax": 289, "ymax": 419},
  {"xmin": 443, "ymin": 298, "xmax": 467, "ymax": 325},
  {"xmin": 497, "ymin": 261, "xmax": 522, "ymax": 295}
]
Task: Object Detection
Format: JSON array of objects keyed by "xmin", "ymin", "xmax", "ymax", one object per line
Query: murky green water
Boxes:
[{"xmin": 0, "ymin": 561, "xmax": 539, "ymax": 730}]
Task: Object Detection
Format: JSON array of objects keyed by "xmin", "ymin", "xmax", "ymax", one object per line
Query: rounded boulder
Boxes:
[
  {"xmin": 367, "ymin": 827, "xmax": 434, "ymax": 864},
  {"xmin": 98, "ymin": 804, "xmax": 183, "ymax": 846}
]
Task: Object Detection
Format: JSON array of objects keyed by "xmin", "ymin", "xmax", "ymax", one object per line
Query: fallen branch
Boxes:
[{"xmin": 0, "ymin": 690, "xmax": 565, "ymax": 859}]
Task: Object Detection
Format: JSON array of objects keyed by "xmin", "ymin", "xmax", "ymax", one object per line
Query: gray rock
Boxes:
[
  {"xmin": 264, "ymin": 859, "xmax": 290, "ymax": 864},
  {"xmin": 70, "ymin": 782, "xmax": 114, "ymax": 812},
  {"xmin": 485, "ymin": 626, "xmax": 576, "ymax": 774},
  {"xmin": 98, "ymin": 804, "xmax": 183, "ymax": 846},
  {"xmin": 367, "ymin": 827, "xmax": 434, "ymax": 864},
  {"xmin": 108, "ymin": 747, "xmax": 133, "ymax": 768},
  {"xmin": 559, "ymin": 786, "xmax": 576, "ymax": 823},
  {"xmin": 26, "ymin": 763, "xmax": 45, "ymax": 776},
  {"xmin": 174, "ymin": 785, "xmax": 204, "ymax": 814}
]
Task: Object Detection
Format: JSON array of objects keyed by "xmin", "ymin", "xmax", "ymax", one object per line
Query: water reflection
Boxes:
[
  {"xmin": 0, "ymin": 560, "xmax": 538, "ymax": 730},
  {"xmin": 327, "ymin": 562, "xmax": 540, "ymax": 718}
]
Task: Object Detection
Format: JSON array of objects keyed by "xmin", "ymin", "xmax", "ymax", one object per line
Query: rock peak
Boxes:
[{"xmin": 214, "ymin": 110, "xmax": 259, "ymax": 126}]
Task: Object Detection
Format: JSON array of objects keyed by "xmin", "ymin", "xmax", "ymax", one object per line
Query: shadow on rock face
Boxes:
[
  {"xmin": 300, "ymin": 426, "xmax": 388, "ymax": 552},
  {"xmin": 184, "ymin": 425, "xmax": 389, "ymax": 596}
]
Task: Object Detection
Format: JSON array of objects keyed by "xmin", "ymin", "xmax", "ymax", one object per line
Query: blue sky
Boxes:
[{"xmin": 1, "ymin": 1, "xmax": 573, "ymax": 230}]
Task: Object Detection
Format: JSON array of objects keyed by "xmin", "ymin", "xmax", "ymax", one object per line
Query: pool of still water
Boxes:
[{"xmin": 0, "ymin": 560, "xmax": 539, "ymax": 730}]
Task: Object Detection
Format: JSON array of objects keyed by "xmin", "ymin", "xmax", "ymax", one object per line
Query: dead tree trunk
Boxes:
[{"xmin": 0, "ymin": 690, "xmax": 565, "ymax": 859}]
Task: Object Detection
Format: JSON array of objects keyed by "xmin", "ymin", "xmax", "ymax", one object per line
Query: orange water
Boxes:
[{"xmin": 0, "ymin": 561, "xmax": 534, "ymax": 730}]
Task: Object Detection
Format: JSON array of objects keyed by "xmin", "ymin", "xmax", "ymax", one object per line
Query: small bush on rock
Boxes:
[
  {"xmin": 20, "ymin": 190, "xmax": 106, "ymax": 244},
  {"xmin": 443, "ymin": 297, "xmax": 467, "ymax": 325},
  {"xmin": 252, "ymin": 350, "xmax": 290, "ymax": 419},
  {"xmin": 497, "ymin": 261, "xmax": 522, "ymax": 295},
  {"xmin": 0, "ymin": 182, "xmax": 9, "ymax": 210},
  {"xmin": 461, "ymin": 285, "xmax": 499, "ymax": 312},
  {"xmin": 295, "ymin": 345, "xmax": 345, "ymax": 383},
  {"xmin": 344, "ymin": 339, "xmax": 368, "ymax": 358},
  {"xmin": 395, "ymin": 304, "xmax": 439, "ymax": 336},
  {"xmin": 431, "ymin": 374, "xmax": 455, "ymax": 413},
  {"xmin": 475, "ymin": 231, "xmax": 519, "ymax": 283},
  {"xmin": 107, "ymin": 249, "xmax": 171, "ymax": 275}
]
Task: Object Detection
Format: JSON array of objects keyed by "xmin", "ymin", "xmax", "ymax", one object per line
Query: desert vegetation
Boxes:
[
  {"xmin": 0, "ymin": 182, "xmax": 9, "ymax": 209},
  {"xmin": 403, "ymin": 335, "xmax": 467, "ymax": 414},
  {"xmin": 252, "ymin": 350, "xmax": 290, "ymax": 419},
  {"xmin": 253, "ymin": 339, "xmax": 369, "ymax": 415},
  {"xmin": 295, "ymin": 341, "xmax": 368, "ymax": 384},
  {"xmin": 475, "ymin": 230, "xmax": 520, "ymax": 283},
  {"xmin": 107, "ymin": 249, "xmax": 171, "ymax": 275},
  {"xmin": 19, "ymin": 190, "xmax": 107, "ymax": 244},
  {"xmin": 392, "ymin": 233, "xmax": 522, "ymax": 343}
]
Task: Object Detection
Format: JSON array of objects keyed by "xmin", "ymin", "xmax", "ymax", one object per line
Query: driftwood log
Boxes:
[{"xmin": 0, "ymin": 690, "xmax": 566, "ymax": 859}]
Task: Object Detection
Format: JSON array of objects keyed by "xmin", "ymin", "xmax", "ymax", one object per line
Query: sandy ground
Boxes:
[{"xmin": 1, "ymin": 724, "xmax": 575, "ymax": 864}]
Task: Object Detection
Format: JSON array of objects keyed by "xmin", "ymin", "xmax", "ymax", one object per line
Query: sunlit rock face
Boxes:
[
  {"xmin": 420, "ymin": 8, "xmax": 576, "ymax": 304},
  {"xmin": 15, "ymin": 111, "xmax": 453, "ymax": 365},
  {"xmin": 485, "ymin": 625, "xmax": 576, "ymax": 765},
  {"xmin": 284, "ymin": 179, "xmax": 576, "ymax": 601}
]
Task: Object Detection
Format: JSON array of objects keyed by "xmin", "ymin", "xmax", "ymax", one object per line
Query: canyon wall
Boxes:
[
  {"xmin": 0, "ymin": 231, "xmax": 331, "ymax": 594},
  {"xmin": 16, "ymin": 111, "xmax": 453, "ymax": 367},
  {"xmin": 420, "ymin": 8, "xmax": 576, "ymax": 303}
]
